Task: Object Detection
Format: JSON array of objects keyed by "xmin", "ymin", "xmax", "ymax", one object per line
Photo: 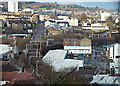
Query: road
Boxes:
[{"xmin": 92, "ymin": 48, "xmax": 110, "ymax": 74}]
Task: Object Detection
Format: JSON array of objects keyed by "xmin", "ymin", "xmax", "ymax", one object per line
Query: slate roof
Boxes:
[{"xmin": 0, "ymin": 61, "xmax": 20, "ymax": 72}]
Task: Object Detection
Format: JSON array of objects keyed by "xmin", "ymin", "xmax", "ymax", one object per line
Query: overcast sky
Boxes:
[{"xmin": 0, "ymin": 0, "xmax": 119, "ymax": 2}]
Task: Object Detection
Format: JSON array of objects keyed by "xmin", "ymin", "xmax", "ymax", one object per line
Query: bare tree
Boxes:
[
  {"xmin": 80, "ymin": 13, "xmax": 87, "ymax": 23},
  {"xmin": 107, "ymin": 22, "xmax": 114, "ymax": 39}
]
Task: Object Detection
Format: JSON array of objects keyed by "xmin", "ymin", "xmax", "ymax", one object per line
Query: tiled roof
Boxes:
[
  {"xmin": 5, "ymin": 79, "xmax": 42, "ymax": 86},
  {"xmin": 1, "ymin": 72, "xmax": 35, "ymax": 81},
  {"xmin": 2, "ymin": 72, "xmax": 18, "ymax": 81},
  {"xmin": 2, "ymin": 72, "xmax": 42, "ymax": 86}
]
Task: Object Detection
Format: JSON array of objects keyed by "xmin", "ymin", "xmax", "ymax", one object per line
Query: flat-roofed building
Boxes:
[
  {"xmin": 42, "ymin": 50, "xmax": 84, "ymax": 72},
  {"xmin": 0, "ymin": 44, "xmax": 12, "ymax": 59},
  {"xmin": 82, "ymin": 23, "xmax": 109, "ymax": 30},
  {"xmin": 106, "ymin": 43, "xmax": 120, "ymax": 75},
  {"xmin": 106, "ymin": 43, "xmax": 120, "ymax": 59},
  {"xmin": 63, "ymin": 38, "xmax": 92, "ymax": 54},
  {"xmin": 8, "ymin": 0, "xmax": 18, "ymax": 13},
  {"xmin": 101, "ymin": 13, "xmax": 111, "ymax": 21}
]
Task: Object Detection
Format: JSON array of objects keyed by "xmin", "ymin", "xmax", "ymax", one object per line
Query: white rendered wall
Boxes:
[
  {"xmin": 109, "ymin": 44, "xmax": 120, "ymax": 59},
  {"xmin": 64, "ymin": 46, "xmax": 92, "ymax": 54},
  {"xmin": 101, "ymin": 13, "xmax": 111, "ymax": 21},
  {"xmin": 109, "ymin": 44, "xmax": 120, "ymax": 74},
  {"xmin": 109, "ymin": 46, "xmax": 113, "ymax": 59},
  {"xmin": 8, "ymin": 1, "xmax": 18, "ymax": 13}
]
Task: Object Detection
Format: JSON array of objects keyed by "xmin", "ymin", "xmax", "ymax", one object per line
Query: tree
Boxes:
[
  {"xmin": 90, "ymin": 17, "xmax": 95, "ymax": 24},
  {"xmin": 80, "ymin": 13, "xmax": 87, "ymax": 23},
  {"xmin": 106, "ymin": 16, "xmax": 113, "ymax": 22},
  {"xmin": 32, "ymin": 14, "xmax": 39, "ymax": 24},
  {"xmin": 49, "ymin": 14, "xmax": 58, "ymax": 19},
  {"xmin": 117, "ymin": 21, "xmax": 120, "ymax": 29},
  {"xmin": 107, "ymin": 22, "xmax": 114, "ymax": 39},
  {"xmin": 106, "ymin": 16, "xmax": 114, "ymax": 39}
]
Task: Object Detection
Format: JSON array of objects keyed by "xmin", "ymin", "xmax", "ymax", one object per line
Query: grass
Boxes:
[
  {"xmin": 39, "ymin": 8, "xmax": 46, "ymax": 10},
  {"xmin": 69, "ymin": 55, "xmax": 74, "ymax": 59},
  {"xmin": 94, "ymin": 29, "xmax": 107, "ymax": 32},
  {"xmin": 0, "ymin": 28, "xmax": 6, "ymax": 29},
  {"xmin": 89, "ymin": 56, "xmax": 92, "ymax": 65},
  {"xmin": 35, "ymin": 24, "xmax": 38, "ymax": 27},
  {"xmin": 78, "ymin": 22, "xmax": 82, "ymax": 25}
]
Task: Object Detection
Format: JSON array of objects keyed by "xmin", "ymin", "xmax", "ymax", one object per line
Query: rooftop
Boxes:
[
  {"xmin": 0, "ymin": 44, "xmax": 12, "ymax": 56},
  {"xmin": 90, "ymin": 76, "xmax": 120, "ymax": 85},
  {"xmin": 0, "ymin": 72, "xmax": 41, "ymax": 85},
  {"xmin": 42, "ymin": 50, "xmax": 84, "ymax": 72}
]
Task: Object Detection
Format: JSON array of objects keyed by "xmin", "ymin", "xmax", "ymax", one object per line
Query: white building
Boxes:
[
  {"xmin": 0, "ymin": 44, "xmax": 12, "ymax": 59},
  {"xmin": 45, "ymin": 20, "xmax": 51, "ymax": 27},
  {"xmin": 39, "ymin": 15, "xmax": 44, "ymax": 21},
  {"xmin": 8, "ymin": 0, "xmax": 18, "ymax": 13},
  {"xmin": 48, "ymin": 19, "xmax": 69, "ymax": 27},
  {"xmin": 22, "ymin": 8, "xmax": 34, "ymax": 14},
  {"xmin": 110, "ymin": 58, "xmax": 120, "ymax": 75},
  {"xmin": 107, "ymin": 43, "xmax": 120, "ymax": 75},
  {"xmin": 83, "ymin": 23, "xmax": 88, "ymax": 26},
  {"xmin": 64, "ymin": 46, "xmax": 92, "ymax": 54},
  {"xmin": 42, "ymin": 50, "xmax": 84, "ymax": 72},
  {"xmin": 91, "ymin": 23, "xmax": 109, "ymax": 30},
  {"xmin": 47, "ymin": 16, "xmax": 78, "ymax": 27},
  {"xmin": 108, "ymin": 43, "xmax": 120, "ymax": 59},
  {"xmin": 115, "ymin": 18, "xmax": 119, "ymax": 24},
  {"xmin": 54, "ymin": 20, "xmax": 69, "ymax": 27},
  {"xmin": 64, "ymin": 38, "xmax": 92, "ymax": 54},
  {"xmin": 69, "ymin": 18, "xmax": 78, "ymax": 26},
  {"xmin": 0, "ymin": 5, "xmax": 3, "ymax": 8},
  {"xmin": 101, "ymin": 13, "xmax": 111, "ymax": 21},
  {"xmin": 82, "ymin": 23, "xmax": 109, "ymax": 30},
  {"xmin": 58, "ymin": 16, "xmax": 69, "ymax": 20}
]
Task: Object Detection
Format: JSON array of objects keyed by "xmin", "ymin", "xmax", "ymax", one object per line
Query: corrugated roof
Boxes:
[
  {"xmin": 0, "ymin": 44, "xmax": 12, "ymax": 56},
  {"xmin": 90, "ymin": 76, "xmax": 120, "ymax": 85}
]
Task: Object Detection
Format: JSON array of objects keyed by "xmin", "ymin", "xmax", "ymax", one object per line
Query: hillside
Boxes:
[{"xmin": 0, "ymin": 2, "xmax": 103, "ymax": 12}]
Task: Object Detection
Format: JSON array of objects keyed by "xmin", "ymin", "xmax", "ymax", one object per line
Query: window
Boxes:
[
  {"xmin": 88, "ymin": 50, "xmax": 90, "ymax": 52},
  {"xmin": 116, "ymin": 56, "xmax": 120, "ymax": 58},
  {"xmin": 79, "ymin": 50, "xmax": 81, "ymax": 52}
]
